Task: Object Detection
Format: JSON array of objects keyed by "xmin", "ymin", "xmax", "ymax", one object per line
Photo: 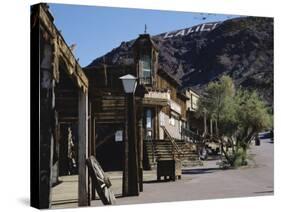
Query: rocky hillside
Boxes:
[{"xmin": 86, "ymin": 16, "xmax": 273, "ymax": 108}]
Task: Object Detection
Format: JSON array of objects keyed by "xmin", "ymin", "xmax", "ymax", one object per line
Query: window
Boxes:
[{"xmin": 140, "ymin": 54, "xmax": 152, "ymax": 84}]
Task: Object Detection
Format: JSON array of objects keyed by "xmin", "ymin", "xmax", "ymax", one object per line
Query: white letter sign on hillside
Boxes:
[
  {"xmin": 162, "ymin": 22, "xmax": 220, "ymax": 39},
  {"xmin": 164, "ymin": 31, "xmax": 175, "ymax": 39}
]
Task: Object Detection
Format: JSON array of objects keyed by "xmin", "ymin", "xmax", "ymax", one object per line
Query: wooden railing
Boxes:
[
  {"xmin": 181, "ymin": 127, "xmax": 202, "ymax": 143},
  {"xmin": 160, "ymin": 126, "xmax": 184, "ymax": 159}
]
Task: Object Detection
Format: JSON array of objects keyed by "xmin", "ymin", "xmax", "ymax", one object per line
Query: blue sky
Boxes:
[{"xmin": 49, "ymin": 3, "xmax": 240, "ymax": 67}]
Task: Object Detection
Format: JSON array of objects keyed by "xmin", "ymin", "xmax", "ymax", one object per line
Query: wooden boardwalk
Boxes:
[
  {"xmin": 51, "ymin": 175, "xmax": 78, "ymax": 208},
  {"xmin": 51, "ymin": 170, "xmax": 157, "ymax": 208}
]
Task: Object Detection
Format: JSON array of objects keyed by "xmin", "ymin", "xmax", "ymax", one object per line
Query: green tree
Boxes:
[{"xmin": 196, "ymin": 75, "xmax": 272, "ymax": 167}]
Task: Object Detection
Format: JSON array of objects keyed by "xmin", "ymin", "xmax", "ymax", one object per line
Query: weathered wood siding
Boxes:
[{"xmin": 156, "ymin": 73, "xmax": 186, "ymax": 118}]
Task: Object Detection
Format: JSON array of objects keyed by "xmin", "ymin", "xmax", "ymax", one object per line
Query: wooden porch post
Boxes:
[
  {"xmin": 78, "ymin": 90, "xmax": 89, "ymax": 206},
  {"xmin": 91, "ymin": 116, "xmax": 96, "ymax": 200},
  {"xmin": 123, "ymin": 93, "xmax": 139, "ymax": 196},
  {"xmin": 39, "ymin": 76, "xmax": 55, "ymax": 209},
  {"xmin": 37, "ymin": 24, "xmax": 55, "ymax": 208},
  {"xmin": 87, "ymin": 102, "xmax": 92, "ymax": 204},
  {"xmin": 155, "ymin": 107, "xmax": 159, "ymax": 140},
  {"xmin": 137, "ymin": 105, "xmax": 144, "ymax": 192}
]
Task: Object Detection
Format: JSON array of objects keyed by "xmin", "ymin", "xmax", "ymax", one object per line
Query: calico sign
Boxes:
[{"xmin": 162, "ymin": 22, "xmax": 220, "ymax": 39}]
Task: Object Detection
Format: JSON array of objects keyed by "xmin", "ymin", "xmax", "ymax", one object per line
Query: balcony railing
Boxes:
[
  {"xmin": 139, "ymin": 77, "xmax": 152, "ymax": 85},
  {"xmin": 144, "ymin": 90, "xmax": 171, "ymax": 100}
]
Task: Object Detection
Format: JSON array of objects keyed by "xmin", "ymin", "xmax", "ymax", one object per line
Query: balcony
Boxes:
[{"xmin": 143, "ymin": 89, "xmax": 170, "ymax": 106}]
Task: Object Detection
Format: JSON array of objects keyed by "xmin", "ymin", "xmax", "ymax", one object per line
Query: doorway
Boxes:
[
  {"xmin": 144, "ymin": 108, "xmax": 154, "ymax": 140},
  {"xmin": 95, "ymin": 123, "xmax": 125, "ymax": 171},
  {"xmin": 51, "ymin": 60, "xmax": 80, "ymax": 206}
]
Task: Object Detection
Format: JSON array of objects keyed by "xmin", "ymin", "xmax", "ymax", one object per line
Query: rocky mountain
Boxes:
[{"xmin": 86, "ymin": 16, "xmax": 273, "ymax": 108}]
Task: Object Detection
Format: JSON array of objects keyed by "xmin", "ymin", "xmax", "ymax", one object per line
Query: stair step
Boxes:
[{"xmin": 144, "ymin": 140, "xmax": 201, "ymax": 170}]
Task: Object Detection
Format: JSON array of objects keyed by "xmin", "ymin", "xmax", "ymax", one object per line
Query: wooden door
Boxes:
[{"xmin": 144, "ymin": 108, "xmax": 154, "ymax": 140}]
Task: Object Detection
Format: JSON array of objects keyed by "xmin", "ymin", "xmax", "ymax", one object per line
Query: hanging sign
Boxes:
[{"xmin": 115, "ymin": 130, "xmax": 123, "ymax": 142}]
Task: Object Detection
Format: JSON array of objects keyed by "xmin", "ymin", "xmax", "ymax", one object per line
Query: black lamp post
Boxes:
[{"xmin": 120, "ymin": 74, "xmax": 139, "ymax": 196}]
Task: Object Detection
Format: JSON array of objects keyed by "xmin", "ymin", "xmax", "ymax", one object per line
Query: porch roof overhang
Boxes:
[{"xmin": 38, "ymin": 4, "xmax": 89, "ymax": 92}]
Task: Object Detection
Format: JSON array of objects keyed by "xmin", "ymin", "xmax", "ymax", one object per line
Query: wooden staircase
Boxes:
[{"xmin": 143, "ymin": 126, "xmax": 203, "ymax": 170}]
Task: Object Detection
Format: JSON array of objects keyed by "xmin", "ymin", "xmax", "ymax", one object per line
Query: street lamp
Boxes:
[
  {"xmin": 119, "ymin": 74, "xmax": 137, "ymax": 94},
  {"xmin": 119, "ymin": 74, "xmax": 139, "ymax": 196}
]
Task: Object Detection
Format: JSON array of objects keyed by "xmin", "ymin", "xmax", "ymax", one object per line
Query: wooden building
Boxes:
[
  {"xmin": 31, "ymin": 4, "xmax": 90, "ymax": 208},
  {"xmin": 84, "ymin": 33, "xmax": 190, "ymax": 171},
  {"xmin": 185, "ymin": 88, "xmax": 202, "ymax": 132},
  {"xmin": 31, "ymin": 4, "xmax": 203, "ymax": 208}
]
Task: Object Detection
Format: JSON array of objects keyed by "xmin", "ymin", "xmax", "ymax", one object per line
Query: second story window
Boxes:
[{"xmin": 140, "ymin": 54, "xmax": 152, "ymax": 85}]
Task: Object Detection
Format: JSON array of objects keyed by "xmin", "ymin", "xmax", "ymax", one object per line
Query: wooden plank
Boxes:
[
  {"xmin": 94, "ymin": 111, "xmax": 124, "ymax": 116},
  {"xmin": 142, "ymin": 98, "xmax": 169, "ymax": 106},
  {"xmin": 99, "ymin": 107, "xmax": 125, "ymax": 111},
  {"xmin": 37, "ymin": 19, "xmax": 55, "ymax": 208},
  {"xmin": 137, "ymin": 107, "xmax": 144, "ymax": 192},
  {"xmin": 102, "ymin": 96, "xmax": 125, "ymax": 100},
  {"xmin": 88, "ymin": 102, "xmax": 92, "ymax": 203},
  {"xmin": 94, "ymin": 115, "xmax": 124, "ymax": 120},
  {"xmin": 78, "ymin": 90, "xmax": 89, "ymax": 206},
  {"xmin": 95, "ymin": 119, "xmax": 125, "ymax": 124},
  {"xmin": 101, "ymin": 100, "xmax": 126, "ymax": 105},
  {"xmin": 91, "ymin": 116, "xmax": 96, "ymax": 200}
]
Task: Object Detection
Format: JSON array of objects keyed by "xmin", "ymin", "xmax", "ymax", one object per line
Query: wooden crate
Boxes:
[{"xmin": 157, "ymin": 159, "xmax": 181, "ymax": 181}]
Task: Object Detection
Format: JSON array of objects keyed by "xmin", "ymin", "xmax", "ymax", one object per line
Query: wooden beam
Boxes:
[
  {"xmin": 137, "ymin": 107, "xmax": 144, "ymax": 192},
  {"xmin": 78, "ymin": 90, "xmax": 89, "ymax": 206},
  {"xmin": 37, "ymin": 19, "xmax": 55, "ymax": 209},
  {"xmin": 155, "ymin": 107, "xmax": 159, "ymax": 140},
  {"xmin": 91, "ymin": 116, "xmax": 96, "ymax": 200},
  {"xmin": 95, "ymin": 119, "xmax": 125, "ymax": 124},
  {"xmin": 88, "ymin": 102, "xmax": 92, "ymax": 203}
]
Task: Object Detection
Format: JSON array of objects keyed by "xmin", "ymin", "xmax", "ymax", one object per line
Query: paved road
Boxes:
[
  {"xmin": 51, "ymin": 137, "xmax": 273, "ymax": 208},
  {"xmin": 93, "ymin": 138, "xmax": 274, "ymax": 206}
]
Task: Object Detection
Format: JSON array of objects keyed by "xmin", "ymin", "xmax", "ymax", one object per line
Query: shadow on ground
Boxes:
[
  {"xmin": 52, "ymin": 199, "xmax": 78, "ymax": 206},
  {"xmin": 253, "ymin": 190, "xmax": 273, "ymax": 194},
  {"xmin": 182, "ymin": 167, "xmax": 222, "ymax": 175},
  {"xmin": 143, "ymin": 179, "xmax": 174, "ymax": 184}
]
